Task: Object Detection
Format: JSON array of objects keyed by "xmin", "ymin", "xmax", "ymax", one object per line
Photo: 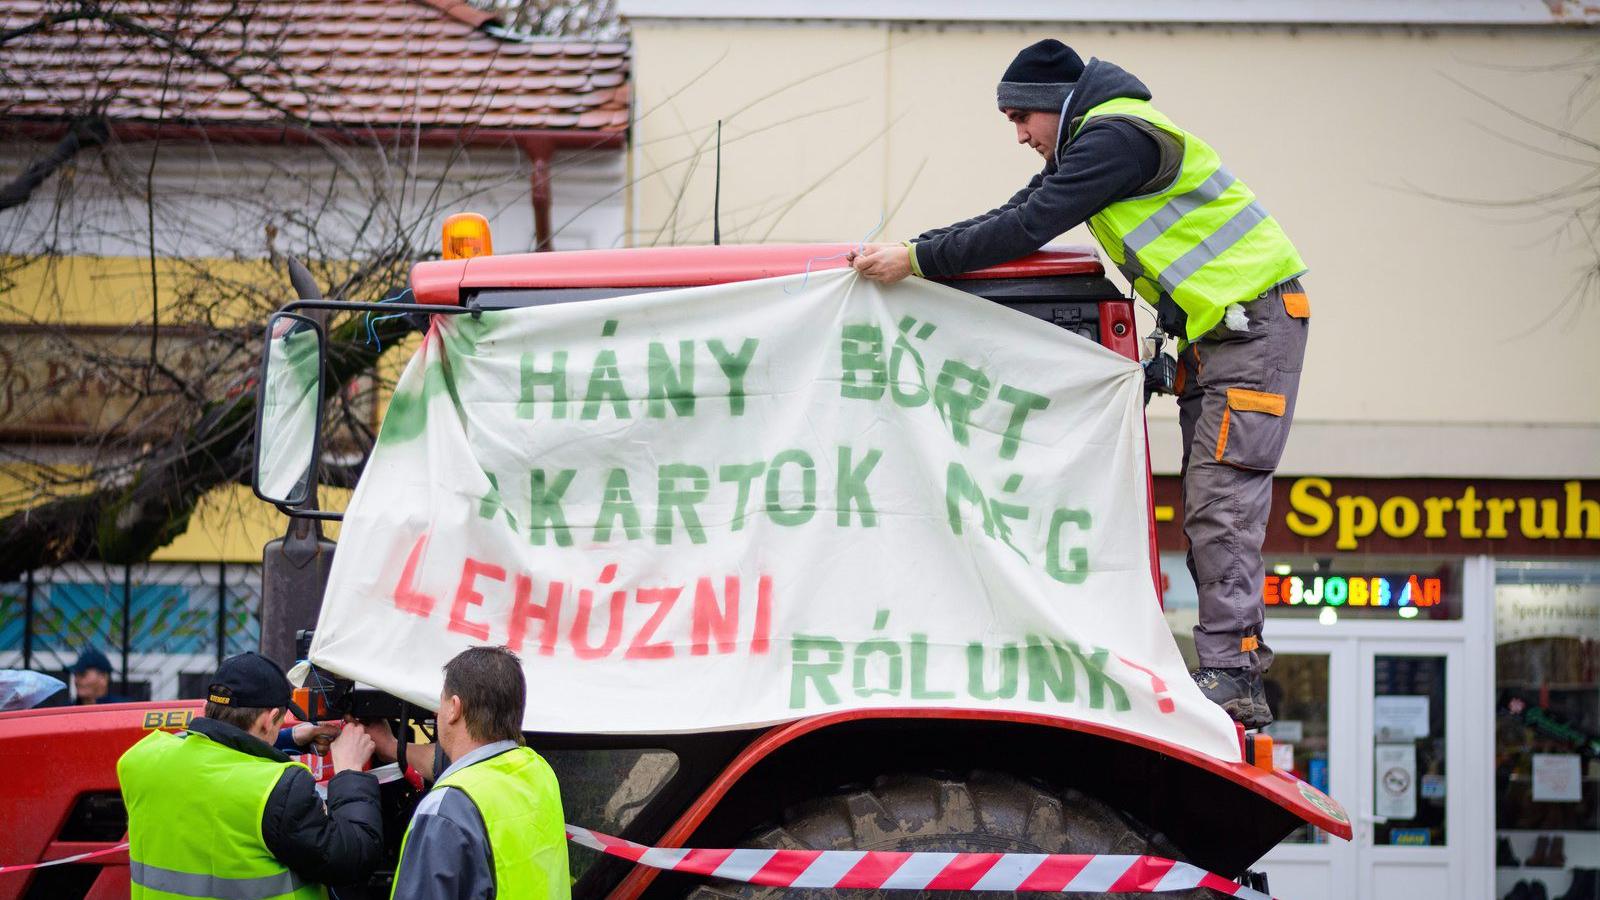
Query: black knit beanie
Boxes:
[{"xmin": 996, "ymin": 39, "xmax": 1085, "ymax": 112}]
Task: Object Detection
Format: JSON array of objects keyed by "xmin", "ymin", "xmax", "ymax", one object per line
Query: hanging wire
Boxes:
[
  {"xmin": 784, "ymin": 211, "xmax": 887, "ymax": 295},
  {"xmin": 364, "ymin": 313, "xmax": 412, "ymax": 352},
  {"xmin": 362, "ymin": 288, "xmax": 418, "ymax": 352}
]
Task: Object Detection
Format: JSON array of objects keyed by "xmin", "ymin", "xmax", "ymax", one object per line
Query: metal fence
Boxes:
[{"xmin": 0, "ymin": 561, "xmax": 262, "ymax": 700}]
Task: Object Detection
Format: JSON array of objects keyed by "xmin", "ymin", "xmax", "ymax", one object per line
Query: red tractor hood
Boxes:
[{"xmin": 410, "ymin": 243, "xmax": 1105, "ymax": 305}]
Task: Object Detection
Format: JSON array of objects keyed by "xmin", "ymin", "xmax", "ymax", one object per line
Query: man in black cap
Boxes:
[
  {"xmin": 853, "ymin": 39, "xmax": 1312, "ymax": 729},
  {"xmin": 117, "ymin": 652, "xmax": 384, "ymax": 898},
  {"xmin": 70, "ymin": 647, "xmax": 128, "ymax": 705}
]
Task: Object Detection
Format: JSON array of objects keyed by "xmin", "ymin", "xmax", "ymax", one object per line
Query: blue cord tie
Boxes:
[
  {"xmin": 364, "ymin": 288, "xmax": 418, "ymax": 352},
  {"xmin": 784, "ymin": 212, "xmax": 887, "ymax": 295}
]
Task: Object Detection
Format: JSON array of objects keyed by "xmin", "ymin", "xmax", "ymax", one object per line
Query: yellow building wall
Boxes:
[
  {"xmin": 4, "ymin": 255, "xmax": 282, "ymax": 326},
  {"xmin": 2, "ymin": 254, "xmax": 400, "ymax": 563}
]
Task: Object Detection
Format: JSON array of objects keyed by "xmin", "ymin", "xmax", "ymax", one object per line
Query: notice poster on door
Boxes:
[
  {"xmin": 1533, "ymin": 753, "xmax": 1583, "ymax": 802},
  {"xmin": 1374, "ymin": 695, "xmax": 1430, "ymax": 741},
  {"xmin": 1375, "ymin": 743, "xmax": 1417, "ymax": 819}
]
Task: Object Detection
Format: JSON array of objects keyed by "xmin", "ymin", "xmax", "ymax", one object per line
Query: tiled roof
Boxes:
[{"xmin": 0, "ymin": 0, "xmax": 630, "ymax": 133}]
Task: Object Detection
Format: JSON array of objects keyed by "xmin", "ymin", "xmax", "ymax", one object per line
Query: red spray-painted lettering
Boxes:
[{"xmin": 391, "ymin": 535, "xmax": 774, "ymax": 661}]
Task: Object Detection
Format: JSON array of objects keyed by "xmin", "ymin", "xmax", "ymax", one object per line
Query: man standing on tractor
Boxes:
[
  {"xmin": 117, "ymin": 652, "xmax": 384, "ymax": 898},
  {"xmin": 851, "ymin": 39, "xmax": 1308, "ymax": 729}
]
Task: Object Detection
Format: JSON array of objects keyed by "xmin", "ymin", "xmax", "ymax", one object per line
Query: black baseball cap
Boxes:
[
  {"xmin": 70, "ymin": 647, "xmax": 113, "ymax": 675},
  {"xmin": 207, "ymin": 652, "xmax": 307, "ymax": 718}
]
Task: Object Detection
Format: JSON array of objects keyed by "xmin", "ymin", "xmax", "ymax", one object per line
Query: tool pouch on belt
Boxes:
[
  {"xmin": 1156, "ymin": 295, "xmax": 1188, "ymax": 338},
  {"xmin": 1215, "ymin": 387, "xmax": 1290, "ymax": 471}
]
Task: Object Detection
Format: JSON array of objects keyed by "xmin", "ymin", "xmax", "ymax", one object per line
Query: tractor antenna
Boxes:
[{"xmin": 713, "ymin": 120, "xmax": 722, "ymax": 246}]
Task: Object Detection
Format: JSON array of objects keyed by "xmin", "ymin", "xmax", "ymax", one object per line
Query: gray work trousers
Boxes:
[{"xmin": 1177, "ymin": 279, "xmax": 1309, "ymax": 672}]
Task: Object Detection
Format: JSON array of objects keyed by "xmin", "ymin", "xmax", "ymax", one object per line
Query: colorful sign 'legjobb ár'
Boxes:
[{"xmin": 306, "ymin": 270, "xmax": 1241, "ymax": 762}]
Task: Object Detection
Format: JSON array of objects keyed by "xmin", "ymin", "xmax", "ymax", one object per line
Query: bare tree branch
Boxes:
[{"xmin": 0, "ymin": 117, "xmax": 108, "ymax": 211}]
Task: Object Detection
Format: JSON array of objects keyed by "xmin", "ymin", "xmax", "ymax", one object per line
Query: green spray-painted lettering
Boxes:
[
  {"xmin": 1025, "ymin": 636, "xmax": 1077, "ymax": 703},
  {"xmin": 945, "ymin": 462, "xmax": 997, "ymax": 539},
  {"xmin": 839, "ymin": 324, "xmax": 886, "ymax": 400},
  {"xmin": 910, "ymin": 634, "xmax": 955, "ymax": 699},
  {"xmin": 647, "ymin": 340, "xmax": 696, "ymax": 418},
  {"xmin": 835, "ymin": 445, "xmax": 882, "ymax": 527},
  {"xmin": 655, "ymin": 464, "xmax": 710, "ymax": 544},
  {"xmin": 1024, "ymin": 637, "xmax": 1128, "ymax": 710},
  {"xmin": 379, "ymin": 348, "xmax": 454, "ymax": 445},
  {"xmin": 889, "ymin": 317, "xmax": 930, "ymax": 407},
  {"xmin": 765, "ymin": 449, "xmax": 816, "ymax": 526},
  {"xmin": 967, "ymin": 641, "xmax": 1019, "ymax": 700},
  {"xmin": 1067, "ymin": 641, "xmax": 1130, "ymax": 711},
  {"xmin": 852, "ymin": 610, "xmax": 900, "ymax": 698},
  {"xmin": 787, "ymin": 629, "xmax": 1130, "ymax": 714},
  {"xmin": 1046, "ymin": 508, "xmax": 1092, "ymax": 585},
  {"xmin": 933, "ymin": 359, "xmax": 991, "ymax": 446},
  {"xmin": 594, "ymin": 468, "xmax": 641, "ymax": 542},
  {"xmin": 708, "ymin": 338, "xmax": 759, "ymax": 415},
  {"xmin": 997, "ymin": 385, "xmax": 1051, "ymax": 460},
  {"xmin": 719, "ymin": 462, "xmax": 765, "ymax": 531},
  {"xmin": 989, "ymin": 475, "xmax": 1031, "ymax": 563},
  {"xmin": 518, "ymin": 351, "xmax": 568, "ymax": 420},
  {"xmin": 478, "ymin": 471, "xmax": 517, "ymax": 529},
  {"xmin": 528, "ymin": 468, "xmax": 576, "ymax": 546},
  {"xmin": 790, "ymin": 635, "xmax": 844, "ymax": 708},
  {"xmin": 581, "ymin": 349, "xmax": 630, "ymax": 420}
]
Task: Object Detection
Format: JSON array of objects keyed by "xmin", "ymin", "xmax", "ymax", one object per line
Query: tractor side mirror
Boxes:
[{"xmin": 253, "ymin": 312, "xmax": 325, "ymax": 508}]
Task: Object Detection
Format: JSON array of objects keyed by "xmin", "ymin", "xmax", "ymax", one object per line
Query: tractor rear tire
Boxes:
[{"xmin": 683, "ymin": 771, "xmax": 1225, "ymax": 900}]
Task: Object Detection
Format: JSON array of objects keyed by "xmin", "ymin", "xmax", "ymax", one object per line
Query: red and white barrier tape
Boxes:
[
  {"xmin": 0, "ymin": 843, "xmax": 129, "ymax": 874},
  {"xmin": 565, "ymin": 825, "xmax": 1274, "ymax": 899},
  {"xmin": 1, "ymin": 826, "xmax": 1274, "ymax": 898}
]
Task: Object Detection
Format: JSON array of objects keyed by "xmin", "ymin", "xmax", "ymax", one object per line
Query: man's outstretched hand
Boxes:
[{"xmin": 849, "ymin": 243, "xmax": 912, "ymax": 284}]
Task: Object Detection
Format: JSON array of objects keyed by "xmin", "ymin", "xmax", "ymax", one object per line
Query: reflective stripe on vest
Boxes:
[
  {"xmin": 1074, "ymin": 96, "xmax": 1306, "ymax": 341},
  {"xmin": 394, "ymin": 746, "xmax": 570, "ymax": 900},
  {"xmin": 130, "ymin": 861, "xmax": 309, "ymax": 900},
  {"xmin": 117, "ymin": 730, "xmax": 324, "ymax": 900}
]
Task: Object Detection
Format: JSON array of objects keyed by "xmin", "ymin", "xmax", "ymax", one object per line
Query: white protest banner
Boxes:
[{"xmin": 306, "ymin": 269, "xmax": 1242, "ymax": 762}]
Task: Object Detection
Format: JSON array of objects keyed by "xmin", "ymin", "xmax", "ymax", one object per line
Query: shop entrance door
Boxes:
[
  {"xmin": 1356, "ymin": 639, "xmax": 1466, "ymax": 899},
  {"xmin": 1256, "ymin": 635, "xmax": 1470, "ymax": 899}
]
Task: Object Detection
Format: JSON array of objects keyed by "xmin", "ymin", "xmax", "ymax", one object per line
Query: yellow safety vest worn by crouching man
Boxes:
[
  {"xmin": 391, "ymin": 741, "xmax": 570, "ymax": 900},
  {"xmin": 120, "ymin": 729, "xmax": 325, "ymax": 900}
]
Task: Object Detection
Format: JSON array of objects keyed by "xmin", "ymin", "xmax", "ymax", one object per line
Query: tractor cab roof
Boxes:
[{"xmin": 410, "ymin": 243, "xmax": 1105, "ymax": 306}]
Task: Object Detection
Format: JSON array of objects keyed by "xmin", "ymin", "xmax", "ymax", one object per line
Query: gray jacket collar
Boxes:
[{"xmin": 438, "ymin": 739, "xmax": 520, "ymax": 781}]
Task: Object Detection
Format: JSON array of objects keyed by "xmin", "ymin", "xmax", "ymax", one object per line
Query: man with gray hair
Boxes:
[{"xmin": 388, "ymin": 646, "xmax": 569, "ymax": 899}]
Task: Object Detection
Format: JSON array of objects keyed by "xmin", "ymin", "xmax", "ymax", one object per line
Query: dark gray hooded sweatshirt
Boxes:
[{"xmin": 912, "ymin": 59, "xmax": 1178, "ymax": 278}]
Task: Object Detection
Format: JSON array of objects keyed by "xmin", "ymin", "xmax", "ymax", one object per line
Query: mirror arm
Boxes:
[
  {"xmin": 275, "ymin": 506, "xmax": 345, "ymax": 522},
  {"xmin": 279, "ymin": 300, "xmax": 474, "ymax": 317}
]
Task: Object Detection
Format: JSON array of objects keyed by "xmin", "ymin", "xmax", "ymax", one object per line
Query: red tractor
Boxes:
[{"xmin": 0, "ymin": 234, "xmax": 1348, "ymax": 900}]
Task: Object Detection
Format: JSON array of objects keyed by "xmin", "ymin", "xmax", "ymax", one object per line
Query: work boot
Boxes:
[
  {"xmin": 1191, "ymin": 667, "xmax": 1272, "ymax": 729},
  {"xmin": 1551, "ymin": 836, "xmax": 1567, "ymax": 868},
  {"xmin": 1560, "ymin": 868, "xmax": 1600, "ymax": 900},
  {"xmin": 1531, "ymin": 836, "xmax": 1551, "ymax": 867},
  {"xmin": 1501, "ymin": 837, "xmax": 1522, "ymax": 867}
]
